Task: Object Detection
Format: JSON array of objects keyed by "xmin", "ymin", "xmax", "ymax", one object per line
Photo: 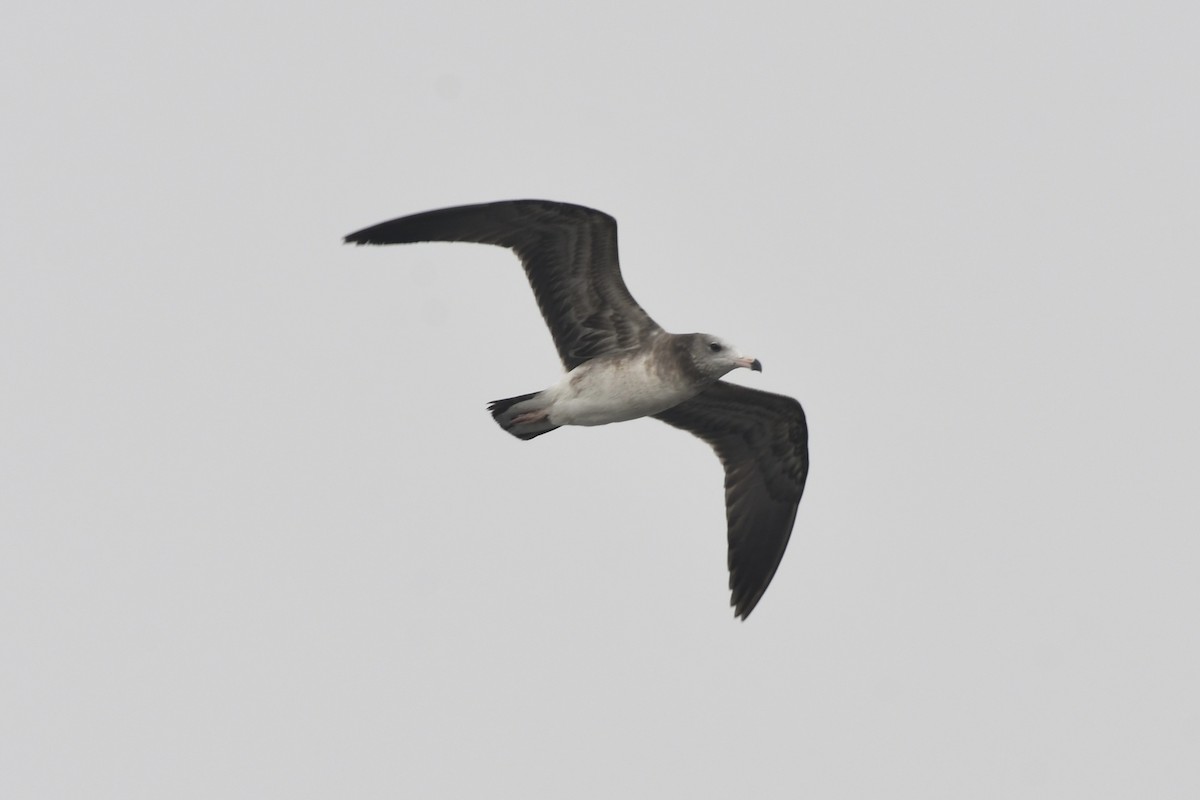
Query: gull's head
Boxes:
[{"xmin": 689, "ymin": 333, "xmax": 762, "ymax": 380}]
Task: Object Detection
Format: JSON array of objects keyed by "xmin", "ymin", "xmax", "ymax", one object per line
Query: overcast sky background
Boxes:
[{"xmin": 3, "ymin": 2, "xmax": 1198, "ymax": 797}]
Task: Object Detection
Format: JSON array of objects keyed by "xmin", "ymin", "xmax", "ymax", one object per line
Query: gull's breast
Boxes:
[{"xmin": 546, "ymin": 354, "xmax": 699, "ymax": 427}]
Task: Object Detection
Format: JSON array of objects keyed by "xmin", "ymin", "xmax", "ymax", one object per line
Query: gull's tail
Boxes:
[{"xmin": 488, "ymin": 391, "xmax": 560, "ymax": 440}]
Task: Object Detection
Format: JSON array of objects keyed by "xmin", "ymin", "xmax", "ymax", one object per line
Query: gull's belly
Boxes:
[{"xmin": 548, "ymin": 359, "xmax": 697, "ymax": 427}]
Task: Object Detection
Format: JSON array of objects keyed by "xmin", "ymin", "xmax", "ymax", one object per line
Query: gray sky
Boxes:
[{"xmin": 3, "ymin": 1, "xmax": 1198, "ymax": 797}]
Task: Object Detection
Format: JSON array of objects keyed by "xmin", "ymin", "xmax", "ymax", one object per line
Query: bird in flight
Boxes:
[{"xmin": 345, "ymin": 200, "xmax": 808, "ymax": 618}]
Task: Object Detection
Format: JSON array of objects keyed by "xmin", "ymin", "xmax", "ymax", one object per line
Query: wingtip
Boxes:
[{"xmin": 732, "ymin": 580, "xmax": 771, "ymax": 620}]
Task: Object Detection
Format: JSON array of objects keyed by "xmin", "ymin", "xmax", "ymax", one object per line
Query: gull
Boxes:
[{"xmin": 345, "ymin": 200, "xmax": 809, "ymax": 618}]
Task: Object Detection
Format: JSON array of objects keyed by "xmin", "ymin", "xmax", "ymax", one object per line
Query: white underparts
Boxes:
[{"xmin": 543, "ymin": 354, "xmax": 701, "ymax": 427}]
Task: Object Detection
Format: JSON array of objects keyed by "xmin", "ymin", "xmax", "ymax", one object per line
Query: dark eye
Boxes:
[{"xmin": 709, "ymin": 342, "xmax": 723, "ymax": 352}]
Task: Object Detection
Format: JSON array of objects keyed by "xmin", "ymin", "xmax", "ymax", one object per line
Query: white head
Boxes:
[{"xmin": 686, "ymin": 333, "xmax": 762, "ymax": 381}]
